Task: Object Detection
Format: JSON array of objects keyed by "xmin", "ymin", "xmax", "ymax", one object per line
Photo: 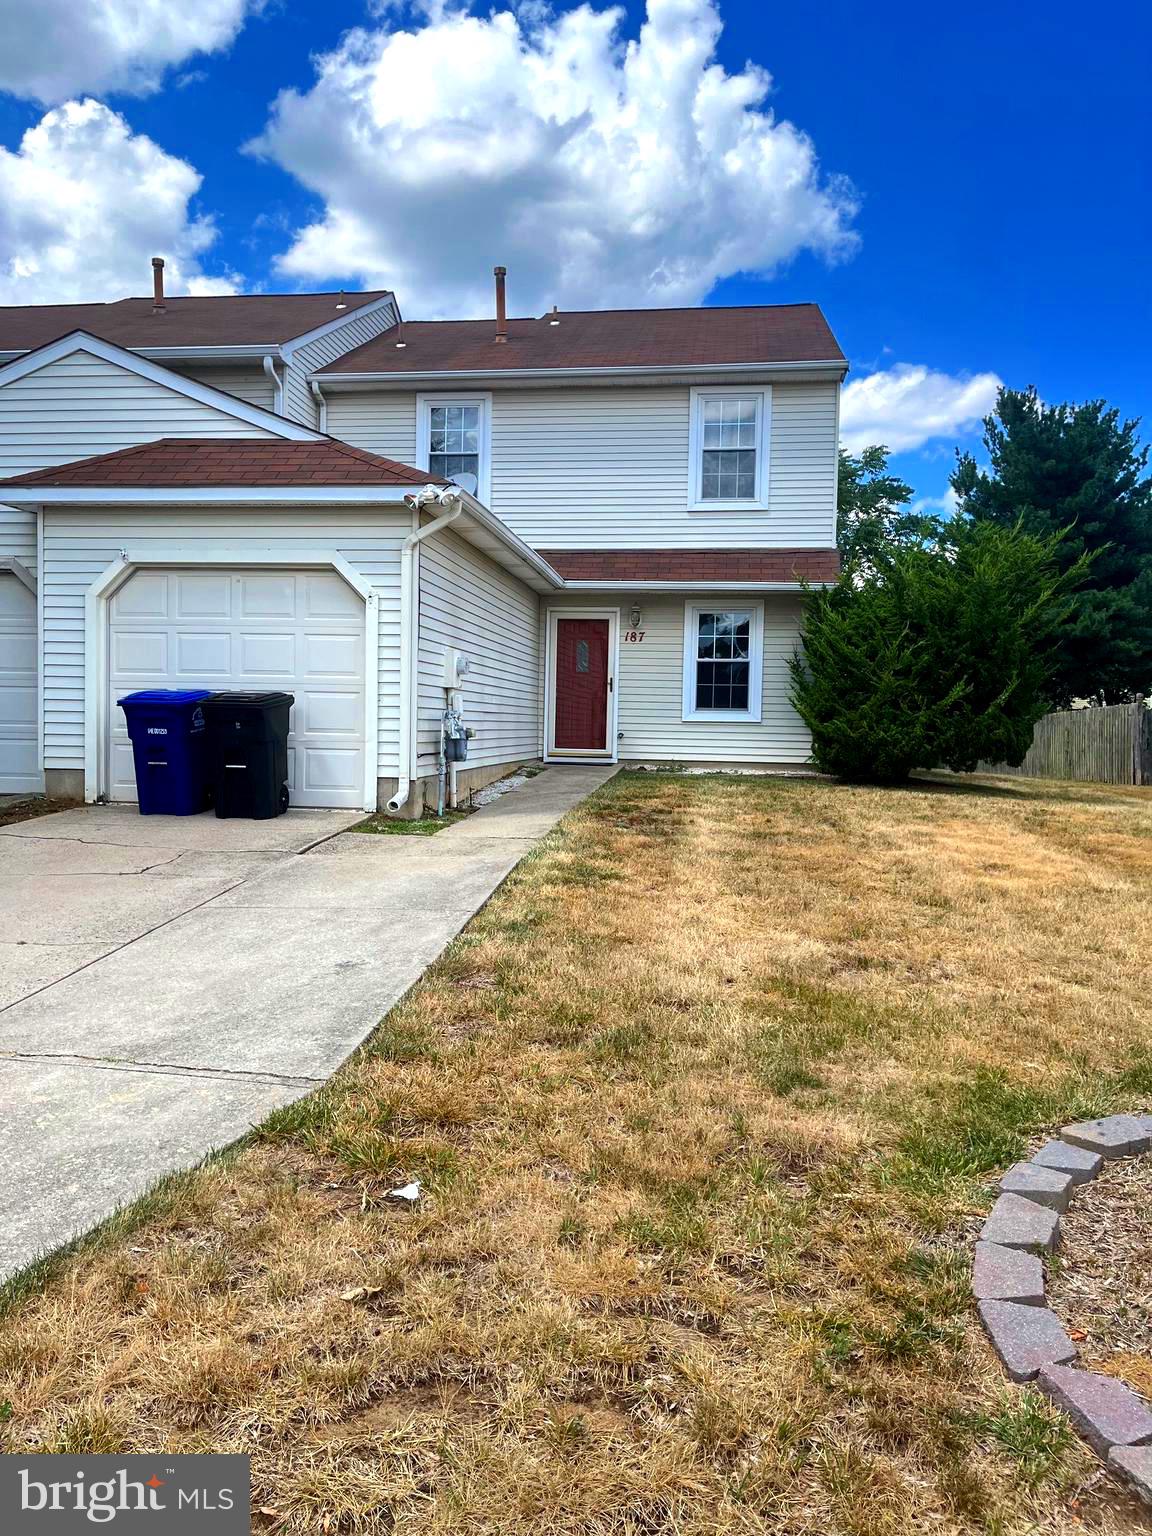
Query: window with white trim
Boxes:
[
  {"xmin": 417, "ymin": 393, "xmax": 492, "ymax": 503},
  {"xmin": 682, "ymin": 602, "xmax": 764, "ymax": 721},
  {"xmin": 688, "ymin": 387, "xmax": 770, "ymax": 510}
]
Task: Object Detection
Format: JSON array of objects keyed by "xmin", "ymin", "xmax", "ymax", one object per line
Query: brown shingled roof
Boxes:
[
  {"xmin": 0, "ymin": 438, "xmax": 444, "ymax": 489},
  {"xmin": 540, "ymin": 549, "xmax": 840, "ymax": 584},
  {"xmin": 0, "ymin": 291, "xmax": 391, "ymax": 353},
  {"xmin": 319, "ymin": 304, "xmax": 845, "ymax": 375}
]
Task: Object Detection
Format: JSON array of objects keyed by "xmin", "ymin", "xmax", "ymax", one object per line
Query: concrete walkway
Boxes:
[{"xmin": 0, "ymin": 765, "xmax": 616, "ymax": 1279}]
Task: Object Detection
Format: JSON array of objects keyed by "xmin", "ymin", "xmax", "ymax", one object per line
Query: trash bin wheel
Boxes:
[{"xmin": 279, "ymin": 783, "xmax": 290, "ymax": 814}]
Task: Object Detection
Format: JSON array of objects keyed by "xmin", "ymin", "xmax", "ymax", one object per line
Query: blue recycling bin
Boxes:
[{"xmin": 117, "ymin": 690, "xmax": 213, "ymax": 815}]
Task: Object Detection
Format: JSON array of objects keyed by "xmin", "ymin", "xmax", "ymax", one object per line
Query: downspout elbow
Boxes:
[
  {"xmin": 262, "ymin": 353, "xmax": 284, "ymax": 416},
  {"xmin": 310, "ymin": 379, "xmax": 327, "ymax": 433}
]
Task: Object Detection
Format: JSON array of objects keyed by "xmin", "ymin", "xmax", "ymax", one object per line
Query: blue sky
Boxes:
[{"xmin": 0, "ymin": 0, "xmax": 1148, "ymax": 507}]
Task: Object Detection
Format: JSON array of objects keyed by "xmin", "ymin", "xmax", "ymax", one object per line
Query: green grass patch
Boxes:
[{"xmin": 353, "ymin": 809, "xmax": 470, "ymax": 835}]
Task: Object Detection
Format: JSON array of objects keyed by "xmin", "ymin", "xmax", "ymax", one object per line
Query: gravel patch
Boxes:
[{"xmin": 1046, "ymin": 1154, "xmax": 1152, "ymax": 1399}]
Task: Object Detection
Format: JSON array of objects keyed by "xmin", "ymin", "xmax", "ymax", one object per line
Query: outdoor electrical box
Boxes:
[{"xmin": 443, "ymin": 647, "xmax": 471, "ymax": 690}]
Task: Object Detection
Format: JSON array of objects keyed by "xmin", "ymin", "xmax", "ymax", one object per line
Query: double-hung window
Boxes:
[
  {"xmin": 682, "ymin": 602, "xmax": 764, "ymax": 721},
  {"xmin": 688, "ymin": 387, "xmax": 770, "ymax": 510},
  {"xmin": 417, "ymin": 393, "xmax": 492, "ymax": 503}
]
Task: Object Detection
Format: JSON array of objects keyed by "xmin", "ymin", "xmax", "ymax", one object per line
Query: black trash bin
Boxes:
[
  {"xmin": 202, "ymin": 692, "xmax": 294, "ymax": 820},
  {"xmin": 117, "ymin": 690, "xmax": 212, "ymax": 815}
]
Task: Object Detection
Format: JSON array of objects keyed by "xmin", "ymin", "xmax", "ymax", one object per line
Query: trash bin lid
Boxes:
[
  {"xmin": 202, "ymin": 691, "xmax": 295, "ymax": 709},
  {"xmin": 118, "ymin": 689, "xmax": 214, "ymax": 706}
]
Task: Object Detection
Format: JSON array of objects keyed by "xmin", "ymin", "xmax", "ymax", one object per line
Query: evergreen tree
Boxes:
[
  {"xmin": 953, "ymin": 386, "xmax": 1152, "ymax": 704},
  {"xmin": 790, "ymin": 521, "xmax": 1087, "ymax": 783}
]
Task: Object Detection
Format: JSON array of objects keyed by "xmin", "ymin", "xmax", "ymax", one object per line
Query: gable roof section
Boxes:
[
  {"xmin": 0, "ymin": 438, "xmax": 445, "ymax": 489},
  {"xmin": 0, "ymin": 291, "xmax": 394, "ymax": 355},
  {"xmin": 318, "ymin": 304, "xmax": 846, "ymax": 377},
  {"xmin": 0, "ymin": 332, "xmax": 323, "ymax": 441}
]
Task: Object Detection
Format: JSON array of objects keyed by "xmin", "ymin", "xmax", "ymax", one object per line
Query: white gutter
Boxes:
[
  {"xmin": 387, "ymin": 485, "xmax": 465, "ymax": 814},
  {"xmin": 310, "ymin": 380, "xmax": 328, "ymax": 432},
  {"xmin": 262, "ymin": 353, "xmax": 285, "ymax": 415}
]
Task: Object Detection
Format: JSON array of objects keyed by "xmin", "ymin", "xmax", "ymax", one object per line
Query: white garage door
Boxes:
[
  {"xmin": 0, "ymin": 573, "xmax": 39, "ymax": 794},
  {"xmin": 108, "ymin": 568, "xmax": 366, "ymax": 809}
]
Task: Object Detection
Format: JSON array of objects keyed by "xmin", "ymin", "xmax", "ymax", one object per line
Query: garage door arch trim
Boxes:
[{"xmin": 85, "ymin": 548, "xmax": 379, "ymax": 810}]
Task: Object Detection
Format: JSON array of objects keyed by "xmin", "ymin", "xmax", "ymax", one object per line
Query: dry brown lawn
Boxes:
[{"xmin": 3, "ymin": 770, "xmax": 1152, "ymax": 1533}]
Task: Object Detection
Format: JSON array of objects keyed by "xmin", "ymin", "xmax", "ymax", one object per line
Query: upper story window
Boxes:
[
  {"xmin": 417, "ymin": 392, "xmax": 492, "ymax": 504},
  {"xmin": 688, "ymin": 387, "xmax": 770, "ymax": 511}
]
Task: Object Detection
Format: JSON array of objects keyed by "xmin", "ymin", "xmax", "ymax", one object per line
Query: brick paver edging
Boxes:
[{"xmin": 975, "ymin": 1114, "xmax": 1152, "ymax": 1506}]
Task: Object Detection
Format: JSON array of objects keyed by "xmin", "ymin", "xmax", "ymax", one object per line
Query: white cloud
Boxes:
[
  {"xmin": 910, "ymin": 487, "xmax": 959, "ymax": 518},
  {"xmin": 0, "ymin": 0, "xmax": 258, "ymax": 104},
  {"xmin": 0, "ymin": 100, "xmax": 236, "ymax": 304},
  {"xmin": 252, "ymin": 0, "xmax": 859, "ymax": 316},
  {"xmin": 840, "ymin": 364, "xmax": 1001, "ymax": 454}
]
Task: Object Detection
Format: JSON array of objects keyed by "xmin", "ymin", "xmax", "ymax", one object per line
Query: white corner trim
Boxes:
[
  {"xmin": 415, "ymin": 391, "xmax": 493, "ymax": 508},
  {"xmin": 84, "ymin": 548, "xmax": 380, "ymax": 811},
  {"xmin": 686, "ymin": 385, "xmax": 771, "ymax": 513},
  {"xmin": 280, "ymin": 293, "xmax": 397, "ymax": 359},
  {"xmin": 0, "ymin": 555, "xmax": 35, "ymax": 593},
  {"xmin": 543, "ymin": 606, "xmax": 620, "ymax": 762},
  {"xmin": 681, "ymin": 599, "xmax": 765, "ymax": 723},
  {"xmin": 0, "ymin": 331, "xmax": 324, "ymax": 441}
]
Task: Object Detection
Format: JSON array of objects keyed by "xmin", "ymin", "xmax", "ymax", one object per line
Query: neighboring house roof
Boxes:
[
  {"xmin": 0, "ymin": 291, "xmax": 392, "ymax": 354},
  {"xmin": 317, "ymin": 304, "xmax": 846, "ymax": 376},
  {"xmin": 541, "ymin": 549, "xmax": 841, "ymax": 584},
  {"xmin": 0, "ymin": 437, "xmax": 445, "ymax": 488}
]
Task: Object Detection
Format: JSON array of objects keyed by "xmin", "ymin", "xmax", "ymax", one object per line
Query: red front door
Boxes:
[{"xmin": 553, "ymin": 618, "xmax": 610, "ymax": 752}]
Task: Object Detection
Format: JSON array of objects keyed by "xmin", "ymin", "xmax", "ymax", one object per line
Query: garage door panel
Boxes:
[
  {"xmin": 111, "ymin": 572, "xmax": 168, "ymax": 619},
  {"xmin": 303, "ymin": 690, "xmax": 361, "ymax": 735},
  {"xmin": 303, "ymin": 633, "xmax": 361, "ymax": 676},
  {"xmin": 112, "ymin": 631, "xmax": 167, "ymax": 674},
  {"xmin": 175, "ymin": 631, "xmax": 232, "ymax": 676},
  {"xmin": 239, "ymin": 574, "xmax": 296, "ymax": 618},
  {"xmin": 175, "ymin": 574, "xmax": 232, "ymax": 619},
  {"xmin": 240, "ymin": 633, "xmax": 294, "ymax": 675},
  {"xmin": 108, "ymin": 566, "xmax": 366, "ymax": 810},
  {"xmin": 305, "ymin": 573, "xmax": 362, "ymax": 618}
]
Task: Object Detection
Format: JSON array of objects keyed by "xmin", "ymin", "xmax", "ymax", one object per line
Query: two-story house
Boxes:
[{"xmin": 0, "ymin": 264, "xmax": 844, "ymax": 814}]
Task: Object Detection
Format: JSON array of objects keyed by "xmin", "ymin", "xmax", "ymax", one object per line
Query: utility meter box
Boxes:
[{"xmin": 443, "ymin": 647, "xmax": 471, "ymax": 690}]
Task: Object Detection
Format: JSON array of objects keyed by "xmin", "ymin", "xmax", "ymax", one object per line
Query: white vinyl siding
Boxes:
[
  {"xmin": 0, "ymin": 350, "xmax": 278, "ymax": 481},
  {"xmin": 326, "ymin": 391, "xmax": 417, "ymax": 466},
  {"xmin": 547, "ymin": 590, "xmax": 810, "ymax": 764},
  {"xmin": 40, "ymin": 508, "xmax": 409, "ymax": 780},
  {"xmin": 416, "ymin": 527, "xmax": 540, "ymax": 776},
  {"xmin": 283, "ymin": 299, "xmax": 400, "ymax": 427},
  {"xmin": 328, "ymin": 381, "xmax": 838, "ymax": 548},
  {"xmin": 170, "ymin": 364, "xmax": 276, "ymax": 414}
]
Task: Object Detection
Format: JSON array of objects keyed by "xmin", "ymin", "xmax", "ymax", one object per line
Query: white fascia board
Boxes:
[
  {"xmin": 134, "ymin": 344, "xmax": 280, "ymax": 360},
  {"xmin": 280, "ymin": 294, "xmax": 398, "ymax": 359},
  {"xmin": 0, "ymin": 331, "xmax": 324, "ymax": 441},
  {"xmin": 0, "ymin": 485, "xmax": 414, "ymax": 505},
  {"xmin": 559, "ymin": 579, "xmax": 826, "ymax": 592},
  {"xmin": 314, "ymin": 358, "xmax": 848, "ymax": 387},
  {"xmin": 455, "ymin": 490, "xmax": 563, "ymax": 589}
]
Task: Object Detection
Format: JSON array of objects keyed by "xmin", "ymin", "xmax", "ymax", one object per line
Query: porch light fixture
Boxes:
[{"xmin": 629, "ymin": 604, "xmax": 643, "ymax": 628}]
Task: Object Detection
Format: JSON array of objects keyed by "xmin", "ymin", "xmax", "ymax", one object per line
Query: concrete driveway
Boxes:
[{"xmin": 0, "ymin": 765, "xmax": 616, "ymax": 1279}]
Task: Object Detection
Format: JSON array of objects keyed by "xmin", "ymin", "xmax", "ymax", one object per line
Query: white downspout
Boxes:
[
  {"xmin": 310, "ymin": 380, "xmax": 328, "ymax": 433},
  {"xmin": 262, "ymin": 353, "xmax": 284, "ymax": 415},
  {"xmin": 387, "ymin": 487, "xmax": 464, "ymax": 815}
]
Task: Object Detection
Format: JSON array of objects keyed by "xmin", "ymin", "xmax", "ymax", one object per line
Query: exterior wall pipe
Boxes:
[
  {"xmin": 262, "ymin": 353, "xmax": 285, "ymax": 415},
  {"xmin": 310, "ymin": 379, "xmax": 328, "ymax": 432},
  {"xmin": 387, "ymin": 487, "xmax": 463, "ymax": 814}
]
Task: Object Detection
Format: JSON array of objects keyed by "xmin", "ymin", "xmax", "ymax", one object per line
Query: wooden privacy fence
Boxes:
[{"xmin": 977, "ymin": 701, "xmax": 1152, "ymax": 786}]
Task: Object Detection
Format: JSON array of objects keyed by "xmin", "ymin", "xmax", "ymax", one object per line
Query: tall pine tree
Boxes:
[{"xmin": 952, "ymin": 386, "xmax": 1152, "ymax": 705}]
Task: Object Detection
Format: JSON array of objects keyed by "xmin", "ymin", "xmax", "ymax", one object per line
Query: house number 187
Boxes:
[{"xmin": 623, "ymin": 630, "xmax": 646, "ymax": 643}]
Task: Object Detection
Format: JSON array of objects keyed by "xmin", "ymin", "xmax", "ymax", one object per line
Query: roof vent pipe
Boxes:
[
  {"xmin": 494, "ymin": 266, "xmax": 508, "ymax": 343},
  {"xmin": 151, "ymin": 257, "xmax": 166, "ymax": 314}
]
